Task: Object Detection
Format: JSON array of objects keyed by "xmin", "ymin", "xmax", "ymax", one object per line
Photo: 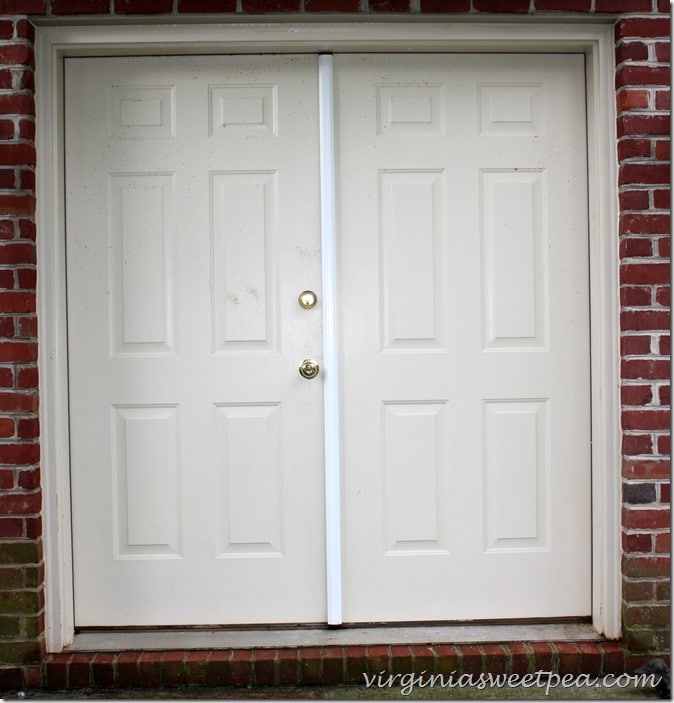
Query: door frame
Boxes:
[{"xmin": 36, "ymin": 19, "xmax": 620, "ymax": 652}]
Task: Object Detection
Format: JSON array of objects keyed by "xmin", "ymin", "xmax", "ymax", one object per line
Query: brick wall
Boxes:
[{"xmin": 0, "ymin": 0, "xmax": 669, "ymax": 690}]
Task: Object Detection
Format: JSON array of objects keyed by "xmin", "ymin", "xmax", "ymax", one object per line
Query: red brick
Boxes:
[
  {"xmin": 615, "ymin": 18, "xmax": 671, "ymax": 41},
  {"xmin": 14, "ymin": 20, "xmax": 35, "ymax": 42},
  {"xmin": 16, "ymin": 366, "xmax": 39, "ymax": 388},
  {"xmin": 185, "ymin": 651, "xmax": 210, "ymax": 686},
  {"xmin": 621, "ymin": 263, "xmax": 670, "ymax": 286},
  {"xmin": 621, "ymin": 384, "xmax": 652, "ymax": 406},
  {"xmin": 0, "ymin": 417, "xmax": 14, "ymax": 437},
  {"xmin": 622, "ymin": 409, "xmax": 671, "ymax": 431},
  {"xmin": 617, "ymin": 89, "xmax": 649, "ymax": 113},
  {"xmin": 51, "ymin": 0, "xmax": 111, "ymax": 11},
  {"xmin": 655, "ymin": 285, "xmax": 670, "ymax": 308},
  {"xmin": 0, "ymin": 20, "xmax": 14, "ymax": 40},
  {"xmin": 622, "ymin": 433, "xmax": 652, "ymax": 455},
  {"xmin": 622, "ymin": 506, "xmax": 670, "ymax": 530},
  {"xmin": 115, "ymin": 0, "xmax": 173, "ymax": 11},
  {"xmin": 0, "ymin": 391, "xmax": 38, "ymax": 412},
  {"xmin": 253, "ymin": 648, "xmax": 277, "ymax": 686},
  {"xmin": 621, "ymin": 359, "xmax": 670, "ymax": 380},
  {"xmin": 304, "ymin": 0, "xmax": 359, "ymax": 9},
  {"xmin": 0, "ymin": 517, "xmax": 23, "ymax": 537},
  {"xmin": 17, "ymin": 220, "xmax": 35, "ymax": 241},
  {"xmin": 619, "ymin": 237, "xmax": 653, "ymax": 259},
  {"xmin": 615, "ymin": 42, "xmax": 649, "ymax": 65},
  {"xmin": 461, "ymin": 645, "xmax": 482, "ymax": 675},
  {"xmin": 277, "ymin": 648, "xmax": 298, "ymax": 685},
  {"xmin": 623, "ymin": 459, "xmax": 670, "ymax": 479},
  {"xmin": 410, "ymin": 644, "xmax": 435, "ymax": 674},
  {"xmin": 91, "ymin": 652, "xmax": 116, "ymax": 688},
  {"xmin": 17, "ymin": 419, "xmax": 39, "ymax": 440},
  {"xmin": 241, "ymin": 0, "xmax": 300, "ymax": 8},
  {"xmin": 622, "ymin": 532, "xmax": 652, "ymax": 553},
  {"xmin": 420, "ymin": 0, "xmax": 471, "ymax": 9},
  {"xmin": 474, "ymin": 0, "xmax": 529, "ymax": 10},
  {"xmin": 506, "ymin": 642, "xmax": 530, "ymax": 675},
  {"xmin": 655, "ymin": 532, "xmax": 670, "ymax": 553},
  {"xmin": 654, "ymin": 41, "xmax": 670, "ymax": 62},
  {"xmin": 655, "ymin": 90, "xmax": 670, "ymax": 112},
  {"xmin": 0, "ymin": 169, "xmax": 16, "ymax": 189},
  {"xmin": 620, "ymin": 331, "xmax": 651, "ymax": 355},
  {"xmin": 599, "ymin": 643, "xmax": 625, "ymax": 675},
  {"xmin": 205, "ymin": 650, "xmax": 230, "ymax": 686},
  {"xmin": 162, "ymin": 651, "xmax": 185, "ymax": 687},
  {"xmin": 616, "ymin": 65, "xmax": 671, "ymax": 89},
  {"xmin": 620, "ymin": 163, "xmax": 670, "ymax": 186},
  {"xmin": 0, "ymin": 195, "xmax": 35, "ymax": 217},
  {"xmin": 0, "ymin": 120, "xmax": 14, "ymax": 141},
  {"xmin": 554, "ymin": 642, "xmax": 581, "ymax": 675},
  {"xmin": 481, "ymin": 643, "xmax": 507, "ymax": 674},
  {"xmin": 0, "ymin": 367, "xmax": 13, "ymax": 388},
  {"xmin": 657, "ymin": 382, "xmax": 670, "ymax": 405},
  {"xmin": 23, "ymin": 665, "xmax": 42, "ymax": 688},
  {"xmin": 369, "ymin": 0, "xmax": 411, "ymax": 9},
  {"xmin": 138, "ymin": 652, "xmax": 162, "ymax": 687},
  {"xmin": 597, "ymin": 0, "xmax": 651, "ymax": 10},
  {"xmin": 435, "ymin": 644, "xmax": 460, "ymax": 676},
  {"xmin": 654, "ymin": 140, "xmax": 670, "ymax": 161},
  {"xmin": 0, "ymin": 1, "xmax": 47, "ymax": 12},
  {"xmin": 69, "ymin": 653, "xmax": 92, "ymax": 688},
  {"xmin": 0, "ymin": 269, "xmax": 16, "ymax": 290},
  {"xmin": 621, "ymin": 311, "xmax": 670, "ymax": 333},
  {"xmin": 18, "ymin": 467, "xmax": 39, "ymax": 489},
  {"xmin": 17, "ymin": 315, "xmax": 37, "ymax": 338},
  {"xmin": 322, "ymin": 647, "xmax": 344, "ymax": 684},
  {"xmin": 0, "ymin": 492, "xmax": 41, "ymax": 515},
  {"xmin": 656, "ymin": 434, "xmax": 670, "ymax": 456},
  {"xmin": 529, "ymin": 642, "xmax": 554, "ymax": 670},
  {"xmin": 178, "ymin": 0, "xmax": 237, "ymax": 9},
  {"xmin": 624, "ymin": 604, "xmax": 671, "ymax": 628},
  {"xmin": 45, "ymin": 656, "xmax": 68, "ymax": 689},
  {"xmin": 656, "ymin": 233, "xmax": 670, "ymax": 258},
  {"xmin": 116, "ymin": 652, "xmax": 140, "ymax": 688},
  {"xmin": 0, "ymin": 468, "xmax": 13, "ymax": 489},
  {"xmin": 577, "ymin": 642, "xmax": 602, "ymax": 673},
  {"xmin": 623, "ymin": 579, "xmax": 654, "ymax": 602},
  {"xmin": 229, "ymin": 650, "xmax": 252, "ymax": 686},
  {"xmin": 343, "ymin": 646, "xmax": 366, "ymax": 684},
  {"xmin": 0, "ymin": 44, "xmax": 33, "ymax": 69},
  {"xmin": 621, "ymin": 213, "xmax": 670, "ymax": 235},
  {"xmin": 300, "ymin": 647, "xmax": 323, "ymax": 685},
  {"xmin": 0, "ymin": 242, "xmax": 35, "ymax": 265},
  {"xmin": 366, "ymin": 645, "xmax": 389, "ymax": 675},
  {"xmin": 535, "ymin": 0, "xmax": 590, "ymax": 9}
]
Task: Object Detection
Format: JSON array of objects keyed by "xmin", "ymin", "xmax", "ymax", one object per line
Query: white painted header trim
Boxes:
[
  {"xmin": 35, "ymin": 20, "xmax": 616, "ymax": 56},
  {"xmin": 36, "ymin": 20, "xmax": 619, "ymax": 652}
]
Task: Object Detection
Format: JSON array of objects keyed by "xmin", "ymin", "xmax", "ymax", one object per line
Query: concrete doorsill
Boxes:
[{"xmin": 67, "ymin": 623, "xmax": 600, "ymax": 652}]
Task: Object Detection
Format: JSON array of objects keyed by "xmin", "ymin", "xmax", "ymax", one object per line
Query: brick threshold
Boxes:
[{"xmin": 36, "ymin": 641, "xmax": 634, "ymax": 690}]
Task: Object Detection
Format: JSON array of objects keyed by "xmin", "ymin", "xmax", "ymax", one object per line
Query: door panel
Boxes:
[
  {"xmin": 336, "ymin": 54, "xmax": 591, "ymax": 621},
  {"xmin": 65, "ymin": 55, "xmax": 325, "ymax": 626}
]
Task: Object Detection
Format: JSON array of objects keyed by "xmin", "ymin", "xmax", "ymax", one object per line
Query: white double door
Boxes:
[{"xmin": 66, "ymin": 53, "xmax": 591, "ymax": 627}]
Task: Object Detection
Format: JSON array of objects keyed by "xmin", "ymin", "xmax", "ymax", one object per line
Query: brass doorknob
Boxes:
[
  {"xmin": 299, "ymin": 358, "xmax": 320, "ymax": 379},
  {"xmin": 298, "ymin": 290, "xmax": 318, "ymax": 309}
]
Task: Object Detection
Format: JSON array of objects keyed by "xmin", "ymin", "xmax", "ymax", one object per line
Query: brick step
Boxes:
[{"xmin": 32, "ymin": 641, "xmax": 632, "ymax": 690}]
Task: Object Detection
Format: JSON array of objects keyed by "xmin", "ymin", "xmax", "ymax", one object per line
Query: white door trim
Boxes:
[
  {"xmin": 318, "ymin": 53, "xmax": 343, "ymax": 627},
  {"xmin": 36, "ymin": 20, "xmax": 619, "ymax": 652}
]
